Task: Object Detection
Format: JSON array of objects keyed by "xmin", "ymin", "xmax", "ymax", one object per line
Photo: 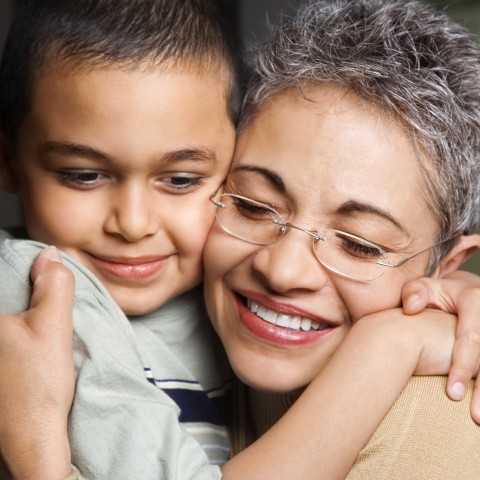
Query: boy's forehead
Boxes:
[
  {"xmin": 22, "ymin": 62, "xmax": 236, "ymax": 169},
  {"xmin": 31, "ymin": 57, "xmax": 235, "ymax": 119}
]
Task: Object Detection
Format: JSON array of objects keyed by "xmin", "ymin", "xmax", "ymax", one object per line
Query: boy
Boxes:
[
  {"xmin": 0, "ymin": 0, "xmax": 239, "ymax": 477},
  {"xmin": 2, "ymin": 0, "xmax": 480, "ymax": 478}
]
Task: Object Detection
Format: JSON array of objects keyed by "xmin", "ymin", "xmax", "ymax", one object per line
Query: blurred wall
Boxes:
[
  {"xmin": 0, "ymin": 0, "xmax": 21, "ymax": 227},
  {"xmin": 0, "ymin": 0, "xmax": 479, "ymax": 273}
]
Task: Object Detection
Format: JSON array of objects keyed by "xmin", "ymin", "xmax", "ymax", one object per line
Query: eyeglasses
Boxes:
[{"xmin": 210, "ymin": 191, "xmax": 457, "ymax": 282}]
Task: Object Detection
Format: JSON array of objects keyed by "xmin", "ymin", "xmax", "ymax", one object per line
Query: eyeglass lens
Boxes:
[{"xmin": 214, "ymin": 194, "xmax": 388, "ymax": 281}]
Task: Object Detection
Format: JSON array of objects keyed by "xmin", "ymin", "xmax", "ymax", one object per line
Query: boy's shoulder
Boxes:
[
  {"xmin": 0, "ymin": 228, "xmax": 116, "ymax": 314},
  {"xmin": 0, "ymin": 227, "xmax": 148, "ymax": 373},
  {"xmin": 0, "ymin": 226, "xmax": 29, "ymax": 240}
]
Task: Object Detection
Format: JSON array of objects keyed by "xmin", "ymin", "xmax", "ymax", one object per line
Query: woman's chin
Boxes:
[{"xmin": 231, "ymin": 360, "xmax": 311, "ymax": 393}]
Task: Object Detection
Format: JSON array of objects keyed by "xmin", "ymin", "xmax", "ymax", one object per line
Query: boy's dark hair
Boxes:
[{"xmin": 0, "ymin": 0, "xmax": 243, "ymax": 142}]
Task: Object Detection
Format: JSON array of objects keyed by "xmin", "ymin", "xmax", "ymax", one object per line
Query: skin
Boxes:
[
  {"xmin": 1, "ymin": 72, "xmax": 480, "ymax": 480},
  {"xmin": 204, "ymin": 85, "xmax": 454, "ymax": 392},
  {"xmin": 8, "ymin": 64, "xmax": 236, "ymax": 315}
]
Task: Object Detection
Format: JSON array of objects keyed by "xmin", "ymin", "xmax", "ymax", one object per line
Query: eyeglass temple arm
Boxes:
[
  {"xmin": 377, "ymin": 235, "xmax": 460, "ymax": 268},
  {"xmin": 210, "ymin": 197, "xmax": 224, "ymax": 208}
]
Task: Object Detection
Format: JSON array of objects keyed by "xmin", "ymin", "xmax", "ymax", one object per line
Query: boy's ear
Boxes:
[
  {"xmin": 434, "ymin": 234, "xmax": 480, "ymax": 278},
  {"xmin": 0, "ymin": 131, "xmax": 20, "ymax": 193}
]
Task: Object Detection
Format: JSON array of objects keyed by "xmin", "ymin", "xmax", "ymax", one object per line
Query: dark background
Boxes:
[{"xmin": 0, "ymin": 0, "xmax": 479, "ymax": 273}]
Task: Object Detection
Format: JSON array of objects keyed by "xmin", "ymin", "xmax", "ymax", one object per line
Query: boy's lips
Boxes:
[
  {"xmin": 87, "ymin": 253, "xmax": 172, "ymax": 281},
  {"xmin": 233, "ymin": 291, "xmax": 338, "ymax": 347}
]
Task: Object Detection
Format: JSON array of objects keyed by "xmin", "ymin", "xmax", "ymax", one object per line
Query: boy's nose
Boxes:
[
  {"xmin": 104, "ymin": 184, "xmax": 158, "ymax": 242},
  {"xmin": 252, "ymin": 229, "xmax": 330, "ymax": 294}
]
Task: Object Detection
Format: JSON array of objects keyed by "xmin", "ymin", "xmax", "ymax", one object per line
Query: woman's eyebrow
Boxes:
[
  {"xmin": 231, "ymin": 164, "xmax": 286, "ymax": 192},
  {"xmin": 338, "ymin": 200, "xmax": 405, "ymax": 232}
]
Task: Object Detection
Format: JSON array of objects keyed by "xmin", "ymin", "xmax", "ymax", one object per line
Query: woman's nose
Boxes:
[
  {"xmin": 104, "ymin": 183, "xmax": 159, "ymax": 242},
  {"xmin": 252, "ymin": 229, "xmax": 330, "ymax": 294}
]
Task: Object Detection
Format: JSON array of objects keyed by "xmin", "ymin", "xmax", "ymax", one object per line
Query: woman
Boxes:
[
  {"xmin": 206, "ymin": 1, "xmax": 480, "ymax": 477},
  {"xmin": 1, "ymin": 0, "xmax": 480, "ymax": 479}
]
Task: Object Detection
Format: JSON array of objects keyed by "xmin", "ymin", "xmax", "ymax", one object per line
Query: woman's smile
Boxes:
[
  {"xmin": 204, "ymin": 85, "xmax": 438, "ymax": 392},
  {"xmin": 235, "ymin": 291, "xmax": 338, "ymax": 347}
]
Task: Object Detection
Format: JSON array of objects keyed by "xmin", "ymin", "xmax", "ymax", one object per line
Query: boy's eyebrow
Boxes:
[
  {"xmin": 231, "ymin": 164, "xmax": 286, "ymax": 192},
  {"xmin": 162, "ymin": 148, "xmax": 218, "ymax": 164},
  {"xmin": 40, "ymin": 142, "xmax": 217, "ymax": 164},
  {"xmin": 337, "ymin": 200, "xmax": 405, "ymax": 232},
  {"xmin": 41, "ymin": 141, "xmax": 109, "ymax": 161}
]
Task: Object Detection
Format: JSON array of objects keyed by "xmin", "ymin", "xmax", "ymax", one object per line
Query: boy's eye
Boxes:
[
  {"xmin": 57, "ymin": 171, "xmax": 106, "ymax": 186},
  {"xmin": 160, "ymin": 176, "xmax": 203, "ymax": 192}
]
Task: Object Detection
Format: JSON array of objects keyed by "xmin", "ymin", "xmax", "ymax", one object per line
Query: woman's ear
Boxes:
[
  {"xmin": 0, "ymin": 131, "xmax": 19, "ymax": 193},
  {"xmin": 434, "ymin": 234, "xmax": 480, "ymax": 278}
]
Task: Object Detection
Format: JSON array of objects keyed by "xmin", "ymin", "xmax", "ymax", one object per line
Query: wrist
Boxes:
[
  {"xmin": 355, "ymin": 309, "xmax": 424, "ymax": 355},
  {"xmin": 2, "ymin": 429, "xmax": 71, "ymax": 480},
  {"xmin": 357, "ymin": 307, "xmax": 455, "ymax": 376}
]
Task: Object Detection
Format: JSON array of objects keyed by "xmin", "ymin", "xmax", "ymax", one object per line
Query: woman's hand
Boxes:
[
  {"xmin": 0, "ymin": 247, "xmax": 75, "ymax": 480},
  {"xmin": 401, "ymin": 270, "xmax": 480, "ymax": 420}
]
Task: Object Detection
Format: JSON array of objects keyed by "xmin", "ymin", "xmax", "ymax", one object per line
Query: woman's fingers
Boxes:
[
  {"xmin": 402, "ymin": 272, "xmax": 480, "ymax": 417},
  {"xmin": 0, "ymin": 247, "xmax": 75, "ymax": 479},
  {"xmin": 401, "ymin": 277, "xmax": 454, "ymax": 315},
  {"xmin": 447, "ymin": 291, "xmax": 480, "ymax": 403},
  {"xmin": 29, "ymin": 246, "xmax": 75, "ymax": 338},
  {"xmin": 471, "ymin": 380, "xmax": 480, "ymax": 425}
]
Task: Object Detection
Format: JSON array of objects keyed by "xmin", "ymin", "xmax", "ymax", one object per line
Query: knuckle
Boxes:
[
  {"xmin": 465, "ymin": 329, "xmax": 480, "ymax": 349},
  {"xmin": 461, "ymin": 286, "xmax": 480, "ymax": 304},
  {"xmin": 451, "ymin": 363, "xmax": 475, "ymax": 380}
]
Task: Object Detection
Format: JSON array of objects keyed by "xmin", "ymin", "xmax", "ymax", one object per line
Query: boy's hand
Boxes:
[
  {"xmin": 0, "ymin": 247, "xmax": 75, "ymax": 480},
  {"xmin": 401, "ymin": 270, "xmax": 480, "ymax": 421}
]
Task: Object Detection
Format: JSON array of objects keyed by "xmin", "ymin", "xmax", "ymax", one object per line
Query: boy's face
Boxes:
[{"xmin": 11, "ymin": 65, "xmax": 235, "ymax": 315}]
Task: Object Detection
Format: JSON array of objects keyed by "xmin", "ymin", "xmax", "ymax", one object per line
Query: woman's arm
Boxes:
[
  {"xmin": 223, "ymin": 308, "xmax": 457, "ymax": 480},
  {"xmin": 0, "ymin": 247, "xmax": 74, "ymax": 480}
]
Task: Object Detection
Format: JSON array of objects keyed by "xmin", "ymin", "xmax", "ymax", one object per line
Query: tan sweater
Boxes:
[{"xmin": 244, "ymin": 376, "xmax": 480, "ymax": 479}]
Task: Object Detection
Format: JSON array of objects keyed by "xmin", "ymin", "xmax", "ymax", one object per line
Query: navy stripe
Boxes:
[{"xmin": 161, "ymin": 383, "xmax": 231, "ymax": 426}]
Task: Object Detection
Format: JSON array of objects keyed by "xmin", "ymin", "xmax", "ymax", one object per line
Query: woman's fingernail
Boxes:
[
  {"xmin": 450, "ymin": 381, "xmax": 465, "ymax": 400},
  {"xmin": 42, "ymin": 246, "xmax": 61, "ymax": 262}
]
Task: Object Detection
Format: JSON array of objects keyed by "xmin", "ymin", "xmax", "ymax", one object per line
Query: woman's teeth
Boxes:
[{"xmin": 247, "ymin": 299, "xmax": 329, "ymax": 332}]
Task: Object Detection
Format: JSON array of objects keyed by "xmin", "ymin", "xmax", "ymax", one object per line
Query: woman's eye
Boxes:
[
  {"xmin": 57, "ymin": 171, "xmax": 105, "ymax": 186},
  {"xmin": 337, "ymin": 235, "xmax": 383, "ymax": 259},
  {"xmin": 161, "ymin": 176, "xmax": 203, "ymax": 191},
  {"xmin": 233, "ymin": 198, "xmax": 275, "ymax": 219}
]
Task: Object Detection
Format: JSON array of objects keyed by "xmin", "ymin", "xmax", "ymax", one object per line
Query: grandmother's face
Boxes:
[{"xmin": 204, "ymin": 86, "xmax": 439, "ymax": 392}]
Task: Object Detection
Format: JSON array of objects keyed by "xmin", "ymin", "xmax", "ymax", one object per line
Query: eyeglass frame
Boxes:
[{"xmin": 209, "ymin": 189, "xmax": 460, "ymax": 281}]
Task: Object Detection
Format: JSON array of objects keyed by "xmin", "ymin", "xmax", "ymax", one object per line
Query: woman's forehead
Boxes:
[{"xmin": 230, "ymin": 87, "xmax": 438, "ymax": 239}]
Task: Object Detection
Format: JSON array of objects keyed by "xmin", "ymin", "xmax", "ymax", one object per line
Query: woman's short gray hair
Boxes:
[{"xmin": 242, "ymin": 0, "xmax": 480, "ymax": 266}]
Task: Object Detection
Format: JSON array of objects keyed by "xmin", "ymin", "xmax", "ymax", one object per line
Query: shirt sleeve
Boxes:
[{"xmin": 0, "ymin": 238, "xmax": 223, "ymax": 480}]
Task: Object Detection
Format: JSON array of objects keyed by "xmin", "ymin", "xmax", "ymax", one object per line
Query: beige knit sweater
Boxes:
[{"xmin": 236, "ymin": 376, "xmax": 480, "ymax": 479}]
